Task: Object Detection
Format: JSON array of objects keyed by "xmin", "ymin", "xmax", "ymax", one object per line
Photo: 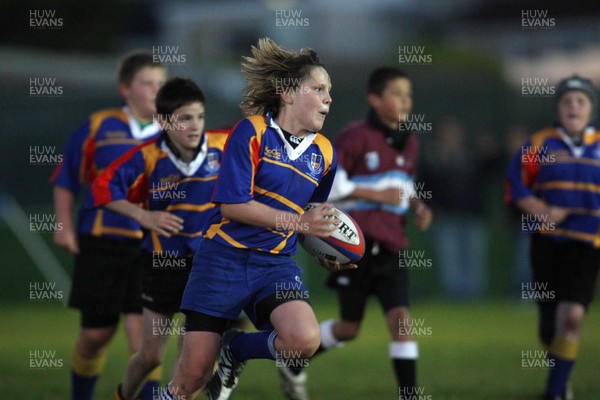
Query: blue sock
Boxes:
[
  {"xmin": 140, "ymin": 380, "xmax": 160, "ymax": 400},
  {"xmin": 545, "ymin": 354, "xmax": 575, "ymax": 396},
  {"xmin": 71, "ymin": 370, "xmax": 97, "ymax": 400},
  {"xmin": 229, "ymin": 330, "xmax": 278, "ymax": 362}
]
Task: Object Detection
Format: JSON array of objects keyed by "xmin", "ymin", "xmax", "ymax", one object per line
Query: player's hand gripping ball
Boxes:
[{"xmin": 299, "ymin": 203, "xmax": 365, "ymax": 264}]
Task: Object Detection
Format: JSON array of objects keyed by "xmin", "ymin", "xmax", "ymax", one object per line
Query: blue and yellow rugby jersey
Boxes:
[
  {"xmin": 204, "ymin": 113, "xmax": 337, "ymax": 255},
  {"xmin": 90, "ymin": 130, "xmax": 228, "ymax": 256},
  {"xmin": 50, "ymin": 106, "xmax": 161, "ymax": 241},
  {"xmin": 506, "ymin": 126, "xmax": 600, "ymax": 247}
]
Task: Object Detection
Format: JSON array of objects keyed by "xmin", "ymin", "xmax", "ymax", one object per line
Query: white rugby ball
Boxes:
[{"xmin": 298, "ymin": 203, "xmax": 365, "ymax": 264}]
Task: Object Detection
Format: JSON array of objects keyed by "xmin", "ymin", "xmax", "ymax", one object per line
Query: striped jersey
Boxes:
[
  {"xmin": 90, "ymin": 131, "xmax": 228, "ymax": 256},
  {"xmin": 50, "ymin": 107, "xmax": 161, "ymax": 241},
  {"xmin": 328, "ymin": 120, "xmax": 420, "ymax": 252},
  {"xmin": 505, "ymin": 126, "xmax": 600, "ymax": 247},
  {"xmin": 204, "ymin": 113, "xmax": 337, "ymax": 255}
]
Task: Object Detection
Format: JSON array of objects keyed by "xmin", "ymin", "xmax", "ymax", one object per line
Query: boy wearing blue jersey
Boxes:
[
  {"xmin": 51, "ymin": 51, "xmax": 166, "ymax": 400},
  {"xmin": 506, "ymin": 76, "xmax": 600, "ymax": 400},
  {"xmin": 160, "ymin": 38, "xmax": 354, "ymax": 400},
  {"xmin": 90, "ymin": 78, "xmax": 228, "ymax": 400}
]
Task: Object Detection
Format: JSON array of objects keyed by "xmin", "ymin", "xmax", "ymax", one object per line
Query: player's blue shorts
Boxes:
[{"xmin": 181, "ymin": 238, "xmax": 309, "ymax": 329}]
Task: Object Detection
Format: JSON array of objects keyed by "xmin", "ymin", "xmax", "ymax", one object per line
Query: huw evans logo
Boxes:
[
  {"xmin": 398, "ymin": 46, "xmax": 432, "ymax": 66},
  {"xmin": 521, "ymin": 78, "xmax": 556, "ymax": 97},
  {"xmin": 275, "ymin": 9, "xmax": 309, "ymax": 28},
  {"xmin": 30, "ymin": 78, "xmax": 63, "ymax": 97},
  {"xmin": 29, "ymin": 10, "xmax": 63, "ymax": 29},
  {"xmin": 521, "ymin": 10, "xmax": 555, "ymax": 29},
  {"xmin": 152, "ymin": 46, "xmax": 187, "ymax": 65}
]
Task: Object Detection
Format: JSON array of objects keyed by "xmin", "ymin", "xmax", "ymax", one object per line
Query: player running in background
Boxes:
[
  {"xmin": 50, "ymin": 51, "xmax": 166, "ymax": 400},
  {"xmin": 159, "ymin": 37, "xmax": 354, "ymax": 400},
  {"xmin": 278, "ymin": 67, "xmax": 433, "ymax": 400},
  {"xmin": 506, "ymin": 75, "xmax": 600, "ymax": 400},
  {"xmin": 90, "ymin": 78, "xmax": 228, "ymax": 400}
]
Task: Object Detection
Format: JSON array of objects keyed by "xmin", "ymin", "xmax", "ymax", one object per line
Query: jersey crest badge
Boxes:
[
  {"xmin": 308, "ymin": 153, "xmax": 323, "ymax": 177},
  {"xmin": 365, "ymin": 151, "xmax": 379, "ymax": 170},
  {"xmin": 205, "ymin": 152, "xmax": 220, "ymax": 173}
]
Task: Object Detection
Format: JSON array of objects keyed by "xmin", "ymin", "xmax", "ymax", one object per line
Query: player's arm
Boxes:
[
  {"xmin": 50, "ymin": 121, "xmax": 91, "ymax": 253},
  {"xmin": 220, "ymin": 201, "xmax": 337, "ymax": 237},
  {"xmin": 352, "ymin": 187, "xmax": 402, "ymax": 204},
  {"xmin": 410, "ymin": 196, "xmax": 432, "ymax": 231},
  {"xmin": 53, "ymin": 186, "xmax": 79, "ymax": 253},
  {"xmin": 104, "ymin": 200, "xmax": 183, "ymax": 238},
  {"xmin": 329, "ymin": 130, "xmax": 401, "ymax": 204},
  {"xmin": 514, "ymin": 196, "xmax": 567, "ymax": 225},
  {"xmin": 506, "ymin": 141, "xmax": 568, "ymax": 225},
  {"xmin": 91, "ymin": 144, "xmax": 183, "ymax": 237},
  {"xmin": 329, "ymin": 167, "xmax": 402, "ymax": 204}
]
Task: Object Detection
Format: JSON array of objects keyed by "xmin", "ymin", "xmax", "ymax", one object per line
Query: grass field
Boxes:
[{"xmin": 2, "ymin": 300, "xmax": 600, "ymax": 399}]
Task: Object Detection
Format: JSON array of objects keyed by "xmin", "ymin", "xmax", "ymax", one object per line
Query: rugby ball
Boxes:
[{"xmin": 298, "ymin": 203, "xmax": 365, "ymax": 264}]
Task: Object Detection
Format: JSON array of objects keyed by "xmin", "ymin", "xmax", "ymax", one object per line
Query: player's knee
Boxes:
[
  {"xmin": 392, "ymin": 306, "xmax": 411, "ymax": 321},
  {"xmin": 78, "ymin": 329, "xmax": 114, "ymax": 354},
  {"xmin": 176, "ymin": 363, "xmax": 213, "ymax": 393},
  {"xmin": 335, "ymin": 321, "xmax": 360, "ymax": 341},
  {"xmin": 139, "ymin": 349, "xmax": 164, "ymax": 370},
  {"xmin": 562, "ymin": 311, "xmax": 584, "ymax": 333},
  {"xmin": 341, "ymin": 324, "xmax": 360, "ymax": 340},
  {"xmin": 282, "ymin": 326, "xmax": 320, "ymax": 357}
]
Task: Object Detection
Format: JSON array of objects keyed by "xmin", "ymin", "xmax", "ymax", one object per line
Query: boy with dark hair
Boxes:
[
  {"xmin": 51, "ymin": 51, "xmax": 166, "ymax": 400},
  {"xmin": 278, "ymin": 67, "xmax": 433, "ymax": 400},
  {"xmin": 91, "ymin": 77, "xmax": 229, "ymax": 400}
]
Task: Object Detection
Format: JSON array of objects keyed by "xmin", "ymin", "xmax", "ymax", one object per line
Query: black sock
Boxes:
[{"xmin": 393, "ymin": 358, "xmax": 416, "ymax": 391}]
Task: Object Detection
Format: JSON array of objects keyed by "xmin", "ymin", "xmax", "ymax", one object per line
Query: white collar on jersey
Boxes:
[
  {"xmin": 266, "ymin": 113, "xmax": 316, "ymax": 161},
  {"xmin": 122, "ymin": 106, "xmax": 161, "ymax": 140},
  {"xmin": 160, "ymin": 133, "xmax": 208, "ymax": 177},
  {"xmin": 556, "ymin": 126, "xmax": 595, "ymax": 158}
]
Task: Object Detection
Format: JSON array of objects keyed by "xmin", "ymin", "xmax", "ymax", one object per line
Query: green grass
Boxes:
[{"xmin": 2, "ymin": 300, "xmax": 600, "ymax": 399}]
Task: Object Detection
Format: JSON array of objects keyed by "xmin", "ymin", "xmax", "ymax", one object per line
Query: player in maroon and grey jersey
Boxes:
[{"xmin": 277, "ymin": 67, "xmax": 433, "ymax": 400}]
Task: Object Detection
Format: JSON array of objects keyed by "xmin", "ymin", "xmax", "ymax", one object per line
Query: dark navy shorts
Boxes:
[{"xmin": 181, "ymin": 239, "xmax": 309, "ymax": 330}]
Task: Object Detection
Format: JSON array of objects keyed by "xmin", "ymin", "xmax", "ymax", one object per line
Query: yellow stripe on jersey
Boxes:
[
  {"xmin": 270, "ymin": 230, "xmax": 294, "ymax": 254},
  {"xmin": 585, "ymin": 130, "xmax": 600, "ymax": 146},
  {"xmin": 553, "ymin": 155, "xmax": 600, "ymax": 169},
  {"xmin": 254, "ymin": 186, "xmax": 304, "ymax": 214},
  {"xmin": 91, "ymin": 209, "xmax": 143, "ymax": 239},
  {"xmin": 175, "ymin": 231, "xmax": 204, "ymax": 238},
  {"xmin": 260, "ymin": 157, "xmax": 318, "ymax": 186},
  {"xmin": 79, "ymin": 109, "xmax": 129, "ymax": 185},
  {"xmin": 141, "ymin": 143, "xmax": 169, "ymax": 177},
  {"xmin": 166, "ymin": 203, "xmax": 215, "ymax": 212},
  {"xmin": 151, "ymin": 231, "xmax": 163, "ymax": 252},
  {"xmin": 534, "ymin": 181, "xmax": 600, "ymax": 194},
  {"xmin": 312, "ymin": 133, "xmax": 335, "ymax": 173},
  {"xmin": 216, "ymin": 229, "xmax": 248, "ymax": 249},
  {"xmin": 95, "ymin": 138, "xmax": 144, "ymax": 148},
  {"xmin": 180, "ymin": 176, "xmax": 219, "ymax": 183},
  {"xmin": 548, "ymin": 228, "xmax": 597, "ymax": 244},
  {"xmin": 204, "ymin": 220, "xmax": 224, "ymax": 239},
  {"xmin": 246, "ymin": 115, "xmax": 269, "ymax": 144},
  {"xmin": 530, "ymin": 128, "xmax": 562, "ymax": 148},
  {"xmin": 206, "ymin": 129, "xmax": 230, "ymax": 149}
]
